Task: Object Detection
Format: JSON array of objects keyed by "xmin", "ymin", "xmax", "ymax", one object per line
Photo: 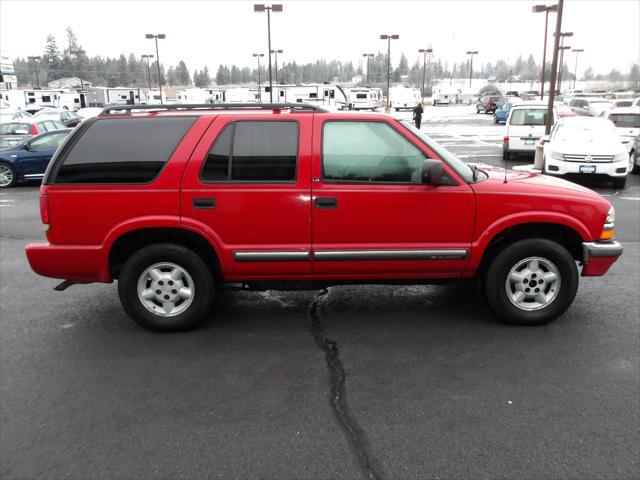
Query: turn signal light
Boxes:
[{"xmin": 600, "ymin": 229, "xmax": 614, "ymax": 240}]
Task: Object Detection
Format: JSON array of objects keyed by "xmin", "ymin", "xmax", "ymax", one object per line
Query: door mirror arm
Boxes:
[{"xmin": 421, "ymin": 159, "xmax": 444, "ymax": 185}]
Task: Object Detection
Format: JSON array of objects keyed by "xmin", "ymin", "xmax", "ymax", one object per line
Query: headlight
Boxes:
[
  {"xmin": 614, "ymin": 152, "xmax": 627, "ymax": 162},
  {"xmin": 549, "ymin": 150, "xmax": 564, "ymax": 161},
  {"xmin": 601, "ymin": 206, "xmax": 615, "ymax": 240}
]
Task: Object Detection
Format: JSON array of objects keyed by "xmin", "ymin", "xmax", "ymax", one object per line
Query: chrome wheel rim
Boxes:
[
  {"xmin": 505, "ymin": 256, "xmax": 561, "ymax": 311},
  {"xmin": 0, "ymin": 165, "xmax": 13, "ymax": 187},
  {"xmin": 137, "ymin": 262, "xmax": 195, "ymax": 317}
]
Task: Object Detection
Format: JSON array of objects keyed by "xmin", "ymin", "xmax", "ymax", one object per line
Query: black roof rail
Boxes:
[{"xmin": 99, "ymin": 102, "xmax": 327, "ymax": 116}]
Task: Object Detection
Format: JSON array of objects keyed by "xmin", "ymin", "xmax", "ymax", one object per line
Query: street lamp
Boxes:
[
  {"xmin": 380, "ymin": 34, "xmax": 399, "ymax": 111},
  {"xmin": 145, "ymin": 33, "xmax": 166, "ymax": 104},
  {"xmin": 271, "ymin": 49, "xmax": 283, "ymax": 84},
  {"xmin": 141, "ymin": 54, "xmax": 154, "ymax": 95},
  {"xmin": 532, "ymin": 3, "xmax": 558, "ymax": 99},
  {"xmin": 254, "ymin": 4, "xmax": 282, "ymax": 102},
  {"xmin": 253, "ymin": 53, "xmax": 265, "ymax": 102},
  {"xmin": 418, "ymin": 48, "xmax": 433, "ymax": 100},
  {"xmin": 27, "ymin": 56, "xmax": 41, "ymax": 89},
  {"xmin": 572, "ymin": 48, "xmax": 584, "ymax": 91},
  {"xmin": 362, "ymin": 53, "xmax": 374, "ymax": 86},
  {"xmin": 69, "ymin": 49, "xmax": 86, "ymax": 91},
  {"xmin": 466, "ymin": 50, "xmax": 478, "ymax": 89},
  {"xmin": 555, "ymin": 32, "xmax": 573, "ymax": 94}
]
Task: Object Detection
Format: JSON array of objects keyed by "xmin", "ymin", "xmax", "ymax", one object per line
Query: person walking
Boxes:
[{"xmin": 413, "ymin": 102, "xmax": 424, "ymax": 129}]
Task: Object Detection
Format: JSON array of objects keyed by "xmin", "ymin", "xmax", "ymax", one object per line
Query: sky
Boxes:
[{"xmin": 1, "ymin": 0, "xmax": 639, "ymax": 76}]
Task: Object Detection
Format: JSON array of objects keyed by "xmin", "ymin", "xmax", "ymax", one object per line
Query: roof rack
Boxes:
[{"xmin": 99, "ymin": 103, "xmax": 327, "ymax": 116}]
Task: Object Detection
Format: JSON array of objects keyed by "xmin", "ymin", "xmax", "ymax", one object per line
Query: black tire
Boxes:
[
  {"xmin": 612, "ymin": 176, "xmax": 627, "ymax": 189},
  {"xmin": 494, "ymin": 115, "xmax": 499, "ymax": 124},
  {"xmin": 0, "ymin": 162, "xmax": 18, "ymax": 188},
  {"xmin": 118, "ymin": 243, "xmax": 215, "ymax": 332},
  {"xmin": 484, "ymin": 238, "xmax": 578, "ymax": 326},
  {"xmin": 629, "ymin": 152, "xmax": 639, "ymax": 174}
]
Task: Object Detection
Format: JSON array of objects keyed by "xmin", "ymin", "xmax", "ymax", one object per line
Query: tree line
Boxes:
[{"xmin": 11, "ymin": 28, "xmax": 640, "ymax": 90}]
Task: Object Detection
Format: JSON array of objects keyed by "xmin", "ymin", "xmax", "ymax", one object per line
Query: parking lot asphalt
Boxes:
[{"xmin": 1, "ymin": 105, "xmax": 639, "ymax": 480}]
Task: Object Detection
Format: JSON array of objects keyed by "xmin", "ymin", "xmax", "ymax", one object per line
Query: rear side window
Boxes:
[
  {"xmin": 201, "ymin": 121, "xmax": 298, "ymax": 182},
  {"xmin": 53, "ymin": 117, "xmax": 195, "ymax": 184}
]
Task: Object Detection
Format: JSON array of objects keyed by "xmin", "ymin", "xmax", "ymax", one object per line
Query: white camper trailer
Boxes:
[
  {"xmin": 0, "ymin": 89, "xmax": 63, "ymax": 112},
  {"xmin": 87, "ymin": 87, "xmax": 144, "ymax": 107},
  {"xmin": 347, "ymin": 87, "xmax": 384, "ymax": 110},
  {"xmin": 224, "ymin": 87, "xmax": 259, "ymax": 103},
  {"xmin": 432, "ymin": 86, "xmax": 459, "ymax": 105},
  {"xmin": 389, "ymin": 85, "xmax": 421, "ymax": 111},
  {"xmin": 176, "ymin": 88, "xmax": 226, "ymax": 104},
  {"xmin": 267, "ymin": 84, "xmax": 349, "ymax": 109}
]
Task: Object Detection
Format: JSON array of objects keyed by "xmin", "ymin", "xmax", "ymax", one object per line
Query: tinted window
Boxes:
[
  {"xmin": 54, "ymin": 117, "xmax": 195, "ymax": 184},
  {"xmin": 323, "ymin": 121, "xmax": 425, "ymax": 183},
  {"xmin": 0, "ymin": 123, "xmax": 31, "ymax": 135},
  {"xmin": 30, "ymin": 132, "xmax": 69, "ymax": 150},
  {"xmin": 201, "ymin": 121, "xmax": 298, "ymax": 182}
]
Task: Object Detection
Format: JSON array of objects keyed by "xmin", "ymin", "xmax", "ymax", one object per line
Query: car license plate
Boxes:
[
  {"xmin": 8, "ymin": 140, "xmax": 18, "ymax": 145},
  {"xmin": 524, "ymin": 138, "xmax": 536, "ymax": 145},
  {"xmin": 580, "ymin": 165, "xmax": 596, "ymax": 174}
]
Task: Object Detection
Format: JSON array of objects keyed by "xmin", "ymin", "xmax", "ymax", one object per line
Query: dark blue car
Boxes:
[{"xmin": 0, "ymin": 129, "xmax": 71, "ymax": 188}]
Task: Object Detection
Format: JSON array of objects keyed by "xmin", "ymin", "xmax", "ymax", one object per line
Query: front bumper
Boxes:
[
  {"xmin": 545, "ymin": 157, "xmax": 629, "ymax": 177},
  {"xmin": 581, "ymin": 241, "xmax": 623, "ymax": 276}
]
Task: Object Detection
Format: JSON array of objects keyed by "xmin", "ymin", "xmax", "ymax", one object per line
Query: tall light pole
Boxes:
[
  {"xmin": 253, "ymin": 53, "xmax": 264, "ymax": 102},
  {"xmin": 254, "ymin": 4, "xmax": 282, "ymax": 103},
  {"xmin": 466, "ymin": 50, "xmax": 478, "ymax": 89},
  {"xmin": 572, "ymin": 48, "xmax": 584, "ymax": 91},
  {"xmin": 271, "ymin": 49, "xmax": 283, "ymax": 84},
  {"xmin": 141, "ymin": 54, "xmax": 154, "ymax": 95},
  {"xmin": 555, "ymin": 31, "xmax": 573, "ymax": 94},
  {"xmin": 380, "ymin": 34, "xmax": 399, "ymax": 111},
  {"xmin": 69, "ymin": 49, "xmax": 86, "ymax": 91},
  {"xmin": 419, "ymin": 48, "xmax": 433, "ymax": 100},
  {"xmin": 532, "ymin": 4, "xmax": 558, "ymax": 100},
  {"xmin": 545, "ymin": 0, "xmax": 564, "ymax": 136},
  {"xmin": 27, "ymin": 56, "xmax": 41, "ymax": 89},
  {"xmin": 362, "ymin": 53, "xmax": 374, "ymax": 85},
  {"xmin": 145, "ymin": 33, "xmax": 166, "ymax": 104}
]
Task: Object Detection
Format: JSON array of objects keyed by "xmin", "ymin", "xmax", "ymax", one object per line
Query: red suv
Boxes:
[{"xmin": 26, "ymin": 103, "xmax": 622, "ymax": 331}]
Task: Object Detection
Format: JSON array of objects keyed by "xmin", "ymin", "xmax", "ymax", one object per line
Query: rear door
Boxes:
[
  {"xmin": 181, "ymin": 114, "xmax": 313, "ymax": 280},
  {"xmin": 310, "ymin": 117, "xmax": 474, "ymax": 278},
  {"xmin": 19, "ymin": 131, "xmax": 69, "ymax": 177}
]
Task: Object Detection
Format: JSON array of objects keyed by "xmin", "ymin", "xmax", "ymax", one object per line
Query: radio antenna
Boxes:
[{"xmin": 503, "ymin": 146, "xmax": 508, "ymax": 183}]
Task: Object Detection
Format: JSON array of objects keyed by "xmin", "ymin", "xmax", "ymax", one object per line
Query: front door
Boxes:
[
  {"xmin": 311, "ymin": 118, "xmax": 474, "ymax": 278},
  {"xmin": 181, "ymin": 115, "xmax": 313, "ymax": 280},
  {"xmin": 20, "ymin": 131, "xmax": 68, "ymax": 177}
]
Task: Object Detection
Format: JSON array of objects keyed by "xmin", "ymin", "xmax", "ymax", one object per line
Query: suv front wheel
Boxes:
[
  {"xmin": 118, "ymin": 243, "xmax": 214, "ymax": 332},
  {"xmin": 484, "ymin": 238, "xmax": 578, "ymax": 325}
]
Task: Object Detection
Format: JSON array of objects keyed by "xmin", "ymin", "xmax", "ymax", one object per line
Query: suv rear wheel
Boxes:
[
  {"xmin": 118, "ymin": 243, "xmax": 214, "ymax": 332},
  {"xmin": 484, "ymin": 238, "xmax": 578, "ymax": 326}
]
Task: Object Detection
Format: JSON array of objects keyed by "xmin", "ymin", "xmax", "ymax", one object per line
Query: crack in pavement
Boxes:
[{"xmin": 309, "ymin": 288, "xmax": 382, "ymax": 480}]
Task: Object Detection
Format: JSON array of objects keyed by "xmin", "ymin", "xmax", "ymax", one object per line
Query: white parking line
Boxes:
[{"xmin": 0, "ymin": 199, "xmax": 16, "ymax": 203}]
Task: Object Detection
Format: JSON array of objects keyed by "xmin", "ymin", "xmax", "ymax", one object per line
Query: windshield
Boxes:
[
  {"xmin": 400, "ymin": 120, "xmax": 474, "ymax": 182},
  {"xmin": 608, "ymin": 114, "xmax": 640, "ymax": 128},
  {"xmin": 0, "ymin": 123, "xmax": 31, "ymax": 135},
  {"xmin": 510, "ymin": 108, "xmax": 548, "ymax": 126}
]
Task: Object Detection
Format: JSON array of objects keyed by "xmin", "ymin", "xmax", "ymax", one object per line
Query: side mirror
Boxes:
[
  {"xmin": 23, "ymin": 142, "xmax": 31, "ymax": 151},
  {"xmin": 541, "ymin": 135, "xmax": 550, "ymax": 143},
  {"xmin": 421, "ymin": 159, "xmax": 444, "ymax": 185}
]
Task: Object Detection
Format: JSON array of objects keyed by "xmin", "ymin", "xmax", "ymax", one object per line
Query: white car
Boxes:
[
  {"xmin": 542, "ymin": 116, "xmax": 631, "ymax": 188},
  {"xmin": 503, "ymin": 103, "xmax": 557, "ymax": 160},
  {"xmin": 604, "ymin": 107, "xmax": 640, "ymax": 151},
  {"xmin": 569, "ymin": 97, "xmax": 612, "ymax": 116},
  {"xmin": 76, "ymin": 107, "xmax": 104, "ymax": 120}
]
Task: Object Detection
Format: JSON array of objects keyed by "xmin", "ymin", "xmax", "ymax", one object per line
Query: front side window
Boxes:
[
  {"xmin": 201, "ymin": 121, "xmax": 298, "ymax": 182},
  {"xmin": 29, "ymin": 132, "xmax": 68, "ymax": 150},
  {"xmin": 53, "ymin": 117, "xmax": 195, "ymax": 184},
  {"xmin": 322, "ymin": 121, "xmax": 425, "ymax": 183}
]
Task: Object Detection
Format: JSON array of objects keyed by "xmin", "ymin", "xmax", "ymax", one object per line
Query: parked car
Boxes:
[
  {"xmin": 34, "ymin": 108, "xmax": 83, "ymax": 127},
  {"xmin": 25, "ymin": 103, "xmax": 622, "ymax": 332},
  {"xmin": 555, "ymin": 103, "xmax": 579, "ymax": 118},
  {"xmin": 0, "ymin": 109, "xmax": 32, "ymax": 123},
  {"xmin": 0, "ymin": 119, "xmax": 67, "ymax": 148},
  {"xmin": 77, "ymin": 107, "xmax": 105, "ymax": 120},
  {"xmin": 603, "ymin": 107, "xmax": 640, "ymax": 151},
  {"xmin": 0, "ymin": 129, "xmax": 71, "ymax": 188},
  {"xmin": 477, "ymin": 95, "xmax": 503, "ymax": 114},
  {"xmin": 493, "ymin": 98, "xmax": 522, "ymax": 124},
  {"xmin": 569, "ymin": 98, "xmax": 612, "ymax": 116},
  {"xmin": 542, "ymin": 116, "xmax": 631, "ymax": 188},
  {"xmin": 503, "ymin": 103, "xmax": 557, "ymax": 160}
]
